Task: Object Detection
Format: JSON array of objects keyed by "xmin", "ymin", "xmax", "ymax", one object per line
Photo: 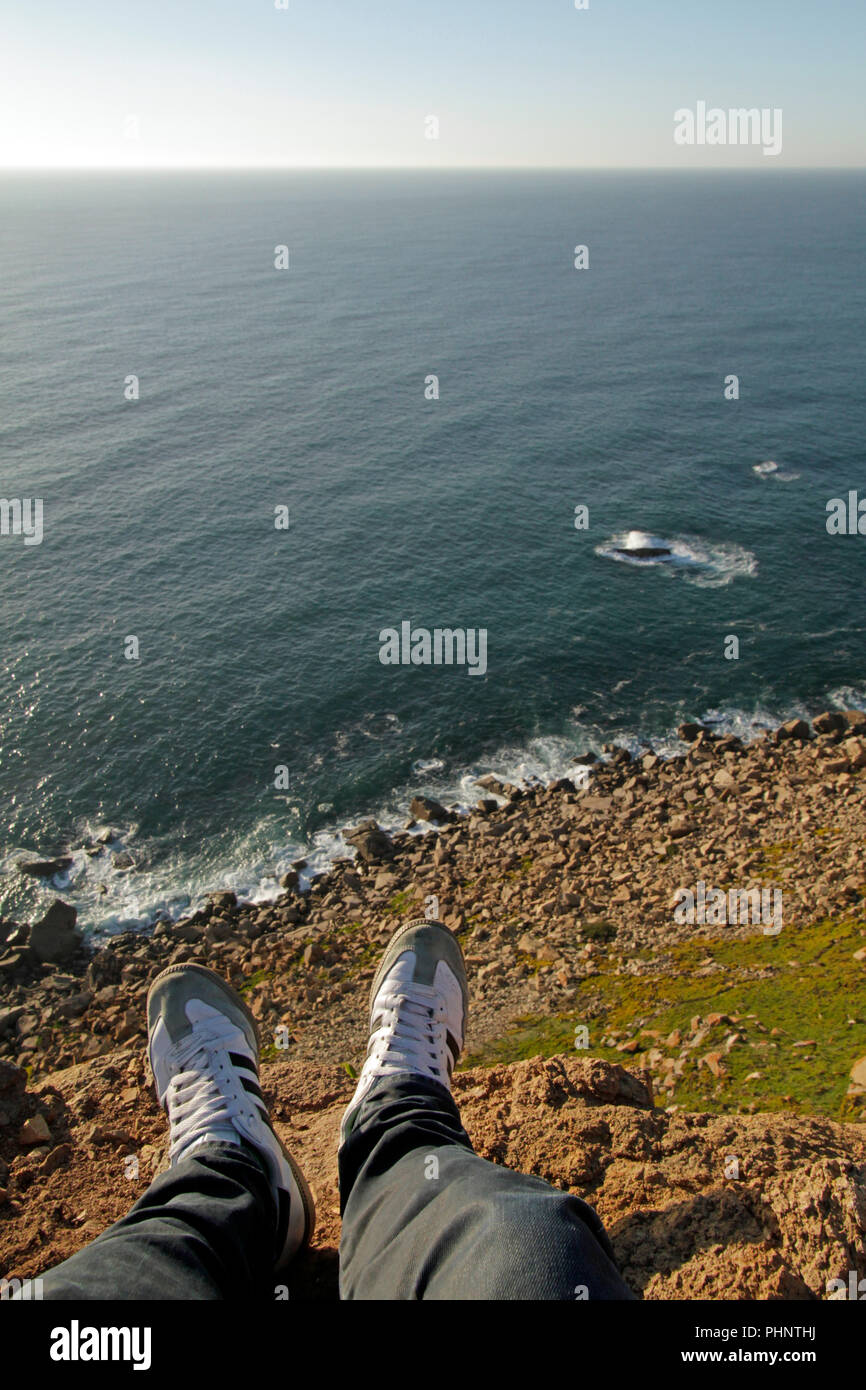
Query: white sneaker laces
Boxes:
[
  {"xmin": 366, "ymin": 981, "xmax": 451, "ymax": 1082},
  {"xmin": 163, "ymin": 1017, "xmax": 252, "ymax": 1164}
]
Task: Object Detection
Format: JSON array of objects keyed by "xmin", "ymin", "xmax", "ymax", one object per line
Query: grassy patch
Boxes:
[
  {"xmin": 342, "ymin": 938, "xmax": 380, "ymax": 981},
  {"xmin": 582, "ymin": 919, "xmax": 617, "ymax": 944},
  {"xmin": 385, "ymin": 889, "xmax": 415, "ymax": 916},
  {"xmin": 336, "ymin": 920, "xmax": 366, "ymax": 935},
  {"xmin": 461, "ymin": 913, "xmax": 866, "ymax": 1122},
  {"xmin": 238, "ymin": 967, "xmax": 273, "ymax": 994}
]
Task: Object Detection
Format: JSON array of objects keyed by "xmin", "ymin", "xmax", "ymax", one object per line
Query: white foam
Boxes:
[
  {"xmin": 753, "ymin": 460, "xmax": 800, "ymax": 482},
  {"xmin": 72, "ymin": 686, "xmax": 866, "ymax": 939},
  {"xmin": 596, "ymin": 532, "xmax": 757, "ymax": 587}
]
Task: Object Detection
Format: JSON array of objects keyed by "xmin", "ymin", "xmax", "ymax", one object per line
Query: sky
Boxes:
[{"xmin": 0, "ymin": 0, "xmax": 864, "ymax": 169}]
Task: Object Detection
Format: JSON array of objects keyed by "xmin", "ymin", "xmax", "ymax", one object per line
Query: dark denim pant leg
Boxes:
[
  {"xmin": 338, "ymin": 1076, "xmax": 636, "ymax": 1301},
  {"xmin": 29, "ymin": 1143, "xmax": 276, "ymax": 1301}
]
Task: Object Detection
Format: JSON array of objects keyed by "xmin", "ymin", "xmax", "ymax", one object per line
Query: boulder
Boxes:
[
  {"xmin": 0, "ymin": 1059, "xmax": 27, "ymax": 1101},
  {"xmin": 0, "ymin": 1007, "xmax": 26, "ymax": 1036},
  {"xmin": 86, "ymin": 948, "xmax": 124, "ymax": 990},
  {"xmin": 344, "ymin": 820, "xmax": 395, "ymax": 863},
  {"xmin": 410, "ymin": 795, "xmax": 453, "ymax": 824},
  {"xmin": 207, "ymin": 890, "xmax": 237, "ymax": 913},
  {"xmin": 17, "ymin": 857, "xmax": 73, "ymax": 879},
  {"xmin": 18, "ymin": 1114, "xmax": 51, "ymax": 1146},
  {"xmin": 581, "ymin": 795, "xmax": 613, "ymax": 814},
  {"xmin": 54, "ymin": 991, "xmax": 92, "ymax": 1020},
  {"xmin": 775, "ymin": 718, "xmax": 811, "ymax": 743},
  {"xmin": 476, "ymin": 775, "xmax": 512, "ymax": 797},
  {"xmin": 172, "ymin": 921, "xmax": 204, "ymax": 944},
  {"xmin": 677, "ymin": 722, "xmax": 705, "ymax": 743},
  {"xmin": 813, "ymin": 710, "xmax": 847, "ymax": 736},
  {"xmin": 29, "ymin": 900, "xmax": 82, "ymax": 963},
  {"xmin": 0, "ymin": 952, "xmax": 35, "ymax": 978},
  {"xmin": 4, "ymin": 923, "xmax": 31, "ymax": 949},
  {"xmin": 843, "ymin": 737, "xmax": 866, "ymax": 769}
]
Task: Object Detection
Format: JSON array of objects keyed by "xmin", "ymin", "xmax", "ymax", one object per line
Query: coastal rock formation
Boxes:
[
  {"xmin": 409, "ymin": 795, "xmax": 453, "ymax": 824},
  {"xmin": 29, "ymin": 901, "xmax": 82, "ymax": 965},
  {"xmin": 0, "ymin": 1050, "xmax": 863, "ymax": 1301},
  {"xmin": 343, "ymin": 820, "xmax": 395, "ymax": 863},
  {"xmin": 1, "ymin": 710, "xmax": 865, "ymax": 1298}
]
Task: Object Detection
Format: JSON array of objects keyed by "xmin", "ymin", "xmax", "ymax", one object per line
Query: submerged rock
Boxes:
[
  {"xmin": 614, "ymin": 544, "xmax": 672, "ymax": 559},
  {"xmin": 17, "ymin": 857, "xmax": 73, "ymax": 879}
]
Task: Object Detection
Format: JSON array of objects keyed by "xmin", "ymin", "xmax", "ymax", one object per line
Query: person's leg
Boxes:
[
  {"xmin": 338, "ymin": 919, "xmax": 635, "ymax": 1301},
  {"xmin": 32, "ymin": 1142, "xmax": 276, "ymax": 1301},
  {"xmin": 18, "ymin": 963, "xmax": 315, "ymax": 1302}
]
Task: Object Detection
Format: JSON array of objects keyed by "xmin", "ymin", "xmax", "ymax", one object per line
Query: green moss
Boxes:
[
  {"xmin": 385, "ymin": 890, "xmax": 414, "ymax": 915},
  {"xmin": 514, "ymin": 953, "xmax": 544, "ymax": 976},
  {"xmin": 505, "ymin": 856, "xmax": 534, "ymax": 880},
  {"xmin": 238, "ymin": 967, "xmax": 273, "ymax": 994},
  {"xmin": 461, "ymin": 913, "xmax": 866, "ymax": 1121},
  {"xmin": 582, "ymin": 919, "xmax": 617, "ymax": 943},
  {"xmin": 343, "ymin": 938, "xmax": 380, "ymax": 981}
]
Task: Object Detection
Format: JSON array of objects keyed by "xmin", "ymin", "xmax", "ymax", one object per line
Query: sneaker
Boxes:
[
  {"xmin": 340, "ymin": 918, "xmax": 468, "ymax": 1144},
  {"xmin": 147, "ymin": 962, "xmax": 315, "ymax": 1270}
]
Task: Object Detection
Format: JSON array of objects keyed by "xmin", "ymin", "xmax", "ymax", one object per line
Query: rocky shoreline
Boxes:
[
  {"xmin": 2, "ymin": 708, "xmax": 866, "ymax": 1297},
  {"xmin": 1, "ymin": 709, "xmax": 865, "ymax": 1082}
]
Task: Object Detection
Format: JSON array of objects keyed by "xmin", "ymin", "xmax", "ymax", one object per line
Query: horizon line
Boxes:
[{"xmin": 1, "ymin": 163, "xmax": 864, "ymax": 174}]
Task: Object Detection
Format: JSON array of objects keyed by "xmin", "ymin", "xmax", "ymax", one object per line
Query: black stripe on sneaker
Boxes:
[
  {"xmin": 229, "ymin": 1051, "xmax": 258, "ymax": 1075},
  {"xmin": 446, "ymin": 1031, "xmax": 460, "ymax": 1062},
  {"xmin": 275, "ymin": 1186, "xmax": 290, "ymax": 1259},
  {"xmin": 241, "ymin": 1075, "xmax": 265, "ymax": 1102}
]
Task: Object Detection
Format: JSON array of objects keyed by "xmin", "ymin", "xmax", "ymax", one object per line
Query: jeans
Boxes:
[{"xmin": 27, "ymin": 1076, "xmax": 635, "ymax": 1301}]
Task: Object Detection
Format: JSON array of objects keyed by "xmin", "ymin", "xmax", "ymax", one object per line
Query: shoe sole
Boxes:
[{"xmin": 147, "ymin": 962, "xmax": 317, "ymax": 1258}]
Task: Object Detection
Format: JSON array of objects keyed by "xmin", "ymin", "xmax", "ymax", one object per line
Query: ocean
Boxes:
[{"xmin": 1, "ymin": 169, "xmax": 864, "ymax": 936}]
